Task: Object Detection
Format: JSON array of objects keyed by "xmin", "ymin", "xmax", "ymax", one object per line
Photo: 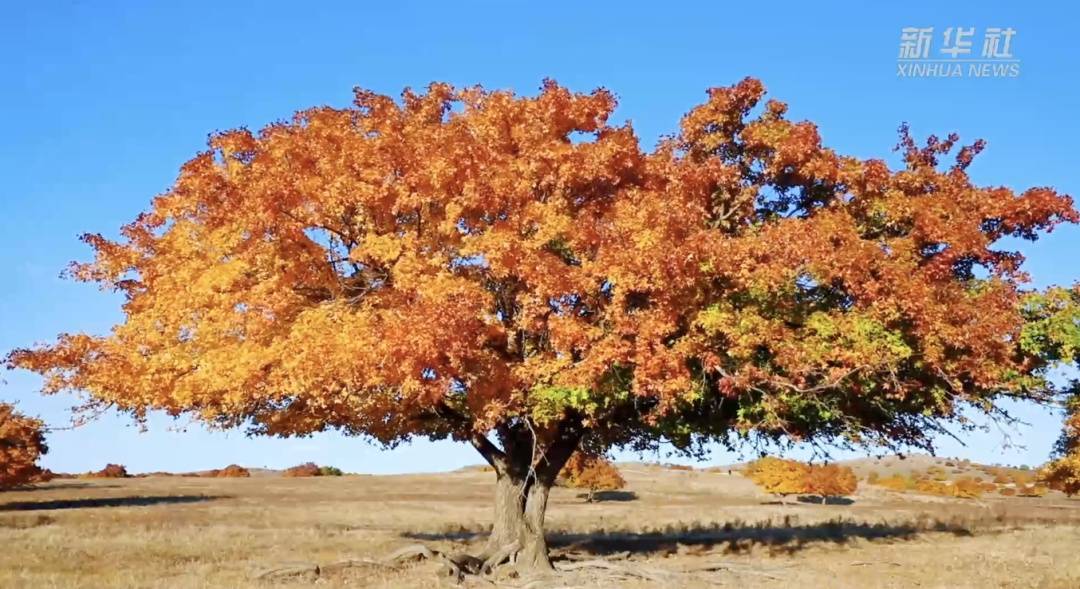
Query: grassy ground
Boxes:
[{"xmin": 1, "ymin": 463, "xmax": 1078, "ymax": 588}]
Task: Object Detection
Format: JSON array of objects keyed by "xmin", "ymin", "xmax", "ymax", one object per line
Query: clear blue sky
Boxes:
[{"xmin": 2, "ymin": 1, "xmax": 1078, "ymax": 474}]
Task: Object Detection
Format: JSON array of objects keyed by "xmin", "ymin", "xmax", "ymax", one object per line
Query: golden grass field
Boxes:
[{"xmin": 1, "ymin": 458, "xmax": 1079, "ymax": 588}]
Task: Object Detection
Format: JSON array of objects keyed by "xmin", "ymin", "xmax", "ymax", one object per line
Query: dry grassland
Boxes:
[{"xmin": 1, "ymin": 462, "xmax": 1078, "ymax": 588}]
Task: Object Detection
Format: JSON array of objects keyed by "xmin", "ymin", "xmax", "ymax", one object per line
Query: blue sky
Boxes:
[{"xmin": 2, "ymin": 1, "xmax": 1078, "ymax": 474}]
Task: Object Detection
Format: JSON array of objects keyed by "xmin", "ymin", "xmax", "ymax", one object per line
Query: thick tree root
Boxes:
[
  {"xmin": 254, "ymin": 544, "xmax": 790, "ymax": 586},
  {"xmin": 253, "ymin": 542, "xmax": 522, "ymax": 584}
]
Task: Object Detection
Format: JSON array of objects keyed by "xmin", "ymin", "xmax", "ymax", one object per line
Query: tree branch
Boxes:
[{"xmin": 470, "ymin": 432, "xmax": 508, "ymax": 472}]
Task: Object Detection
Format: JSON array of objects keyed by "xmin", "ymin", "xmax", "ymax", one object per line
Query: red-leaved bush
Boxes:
[
  {"xmin": 283, "ymin": 462, "xmax": 321, "ymax": 478},
  {"xmin": 83, "ymin": 464, "xmax": 129, "ymax": 479},
  {"xmin": 212, "ymin": 464, "xmax": 251, "ymax": 478},
  {"xmin": 0, "ymin": 403, "xmax": 48, "ymax": 489}
]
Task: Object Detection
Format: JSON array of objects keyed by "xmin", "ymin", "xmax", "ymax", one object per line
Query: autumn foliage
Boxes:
[
  {"xmin": 1016, "ymin": 484, "xmax": 1049, "ymax": 497},
  {"xmin": 744, "ymin": 457, "xmax": 857, "ymax": 502},
  {"xmin": 875, "ymin": 473, "xmax": 916, "ymax": 492},
  {"xmin": 914, "ymin": 476, "xmax": 984, "ymax": 499},
  {"xmin": 0, "ymin": 403, "xmax": 48, "ymax": 489},
  {"xmin": 6, "ymin": 78, "xmax": 1076, "ymax": 569},
  {"xmin": 210, "ymin": 464, "xmax": 251, "ymax": 478},
  {"xmin": 83, "ymin": 464, "xmax": 129, "ymax": 479},
  {"xmin": 558, "ymin": 452, "xmax": 625, "ymax": 501},
  {"xmin": 744, "ymin": 457, "xmax": 809, "ymax": 499},
  {"xmin": 283, "ymin": 462, "xmax": 321, "ymax": 478},
  {"xmin": 804, "ymin": 463, "xmax": 858, "ymax": 503}
]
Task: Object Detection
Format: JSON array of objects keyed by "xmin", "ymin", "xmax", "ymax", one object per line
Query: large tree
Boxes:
[{"xmin": 7, "ymin": 78, "xmax": 1077, "ymax": 570}]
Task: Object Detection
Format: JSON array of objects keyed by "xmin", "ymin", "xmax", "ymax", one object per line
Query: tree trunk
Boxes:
[
  {"xmin": 469, "ymin": 418, "xmax": 584, "ymax": 573},
  {"xmin": 821, "ymin": 495, "xmax": 827, "ymax": 505},
  {"xmin": 482, "ymin": 465, "xmax": 557, "ymax": 571},
  {"xmin": 517, "ymin": 480, "xmax": 553, "ymax": 571},
  {"xmin": 486, "ymin": 471, "xmax": 526, "ymax": 553}
]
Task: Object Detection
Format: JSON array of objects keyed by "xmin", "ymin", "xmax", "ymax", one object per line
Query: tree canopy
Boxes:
[{"xmin": 8, "ymin": 78, "xmax": 1075, "ymax": 461}]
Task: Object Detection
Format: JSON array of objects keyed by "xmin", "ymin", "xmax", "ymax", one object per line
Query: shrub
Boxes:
[
  {"xmin": 1011, "ymin": 472, "xmax": 1034, "ymax": 486},
  {"xmin": 866, "ymin": 470, "xmax": 880, "ymax": 484},
  {"xmin": 1039, "ymin": 456, "xmax": 1080, "ymax": 496},
  {"xmin": 317, "ymin": 465, "xmax": 344, "ymax": 476},
  {"xmin": 559, "ymin": 453, "xmax": 625, "ymax": 502},
  {"xmin": 0, "ymin": 403, "xmax": 48, "ymax": 490},
  {"xmin": 1016, "ymin": 484, "xmax": 1048, "ymax": 497},
  {"xmin": 214, "ymin": 464, "xmax": 250, "ymax": 478},
  {"xmin": 999, "ymin": 487, "xmax": 1016, "ymax": 496},
  {"xmin": 914, "ymin": 478, "xmax": 948, "ymax": 495},
  {"xmin": 84, "ymin": 464, "xmax": 129, "ymax": 479},
  {"xmin": 33, "ymin": 469, "xmax": 56, "ymax": 483},
  {"xmin": 952, "ymin": 477, "xmax": 984, "ymax": 499},
  {"xmin": 804, "ymin": 464, "xmax": 858, "ymax": 503},
  {"xmin": 992, "ymin": 472, "xmax": 1011, "ymax": 484},
  {"xmin": 911, "ymin": 477, "xmax": 983, "ymax": 498},
  {"xmin": 876, "ymin": 474, "xmax": 915, "ymax": 491},
  {"xmin": 928, "ymin": 468, "xmax": 948, "ymax": 481},
  {"xmin": 283, "ymin": 462, "xmax": 321, "ymax": 477}
]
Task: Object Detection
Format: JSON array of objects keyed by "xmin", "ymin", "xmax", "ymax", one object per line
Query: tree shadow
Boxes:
[
  {"xmin": 404, "ymin": 516, "xmax": 972, "ymax": 557},
  {"xmin": 796, "ymin": 495, "xmax": 855, "ymax": 506},
  {"xmin": 15, "ymin": 483, "xmax": 123, "ymax": 492},
  {"xmin": 0, "ymin": 495, "xmax": 226, "ymax": 512},
  {"xmin": 577, "ymin": 491, "xmax": 639, "ymax": 502},
  {"xmin": 547, "ymin": 517, "xmax": 971, "ymax": 556}
]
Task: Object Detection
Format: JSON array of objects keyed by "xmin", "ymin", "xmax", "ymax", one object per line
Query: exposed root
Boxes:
[
  {"xmin": 254, "ymin": 544, "xmax": 790, "ymax": 586},
  {"xmin": 254, "ymin": 542, "xmax": 520, "ymax": 584},
  {"xmin": 481, "ymin": 540, "xmax": 522, "ymax": 573},
  {"xmin": 556, "ymin": 559, "xmax": 674, "ymax": 583},
  {"xmin": 253, "ymin": 562, "xmax": 321, "ymax": 581}
]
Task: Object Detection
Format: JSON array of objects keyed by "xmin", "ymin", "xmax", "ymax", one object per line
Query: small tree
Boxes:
[
  {"xmin": 0, "ymin": 403, "xmax": 48, "ymax": 490},
  {"xmin": 746, "ymin": 457, "xmax": 810, "ymax": 503},
  {"xmin": 804, "ymin": 463, "xmax": 857, "ymax": 504},
  {"xmin": 559, "ymin": 452, "xmax": 625, "ymax": 502}
]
